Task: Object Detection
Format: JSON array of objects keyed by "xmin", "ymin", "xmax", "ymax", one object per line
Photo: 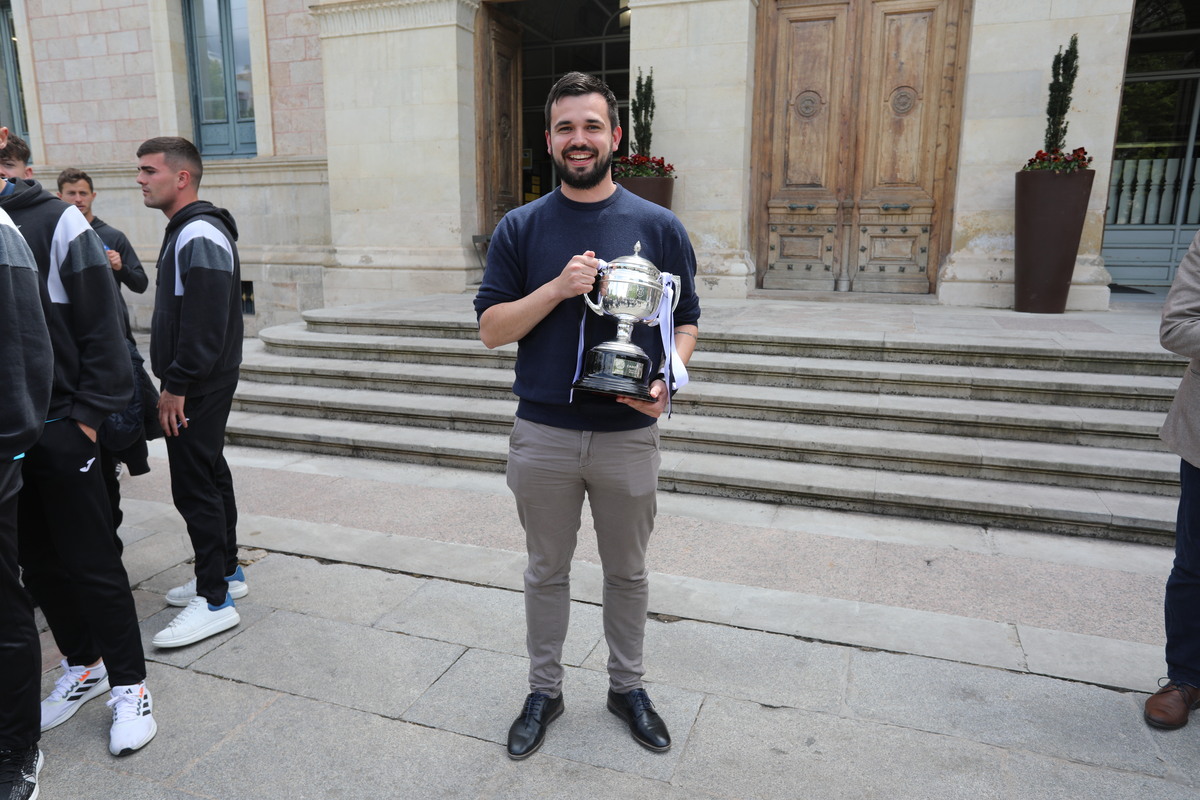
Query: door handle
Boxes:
[
  {"xmin": 881, "ymin": 203, "xmax": 911, "ymax": 211},
  {"xmin": 787, "ymin": 203, "xmax": 816, "ymax": 211}
]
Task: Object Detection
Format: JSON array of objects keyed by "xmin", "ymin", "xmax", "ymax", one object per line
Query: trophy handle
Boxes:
[{"xmin": 583, "ymin": 260, "xmax": 609, "ymax": 316}]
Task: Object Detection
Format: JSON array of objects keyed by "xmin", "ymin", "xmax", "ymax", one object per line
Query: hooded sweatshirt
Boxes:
[
  {"xmin": 0, "ymin": 179, "xmax": 130, "ymax": 431},
  {"xmin": 150, "ymin": 200, "xmax": 243, "ymax": 397},
  {"xmin": 0, "ymin": 205, "xmax": 52, "ymax": 459}
]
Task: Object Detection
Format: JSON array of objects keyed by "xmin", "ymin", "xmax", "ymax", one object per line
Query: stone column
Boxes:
[
  {"xmin": 628, "ymin": 0, "xmax": 756, "ymax": 299},
  {"xmin": 310, "ymin": 0, "xmax": 481, "ymax": 307},
  {"xmin": 937, "ymin": 1, "xmax": 1133, "ymax": 310}
]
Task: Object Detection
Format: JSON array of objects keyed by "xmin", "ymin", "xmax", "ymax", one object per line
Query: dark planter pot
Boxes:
[
  {"xmin": 1013, "ymin": 169, "xmax": 1096, "ymax": 313},
  {"xmin": 614, "ymin": 176, "xmax": 675, "ymax": 210}
]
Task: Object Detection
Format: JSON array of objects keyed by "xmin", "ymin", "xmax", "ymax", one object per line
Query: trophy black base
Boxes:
[
  {"xmin": 572, "ymin": 344, "xmax": 654, "ymax": 401},
  {"xmin": 572, "ymin": 373, "xmax": 654, "ymax": 401}
]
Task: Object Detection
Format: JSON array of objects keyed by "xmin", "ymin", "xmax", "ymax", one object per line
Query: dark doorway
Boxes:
[{"xmin": 485, "ymin": 1, "xmax": 631, "ymax": 209}]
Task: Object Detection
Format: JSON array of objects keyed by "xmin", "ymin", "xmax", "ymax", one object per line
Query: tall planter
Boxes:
[
  {"xmin": 1013, "ymin": 169, "xmax": 1095, "ymax": 313},
  {"xmin": 614, "ymin": 176, "xmax": 674, "ymax": 210}
]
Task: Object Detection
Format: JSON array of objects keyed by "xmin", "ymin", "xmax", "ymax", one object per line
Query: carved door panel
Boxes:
[
  {"xmin": 756, "ymin": 0, "xmax": 965, "ymax": 293},
  {"xmin": 478, "ymin": 7, "xmax": 522, "ymax": 234}
]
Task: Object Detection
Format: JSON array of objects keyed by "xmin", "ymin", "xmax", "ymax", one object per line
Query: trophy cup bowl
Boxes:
[{"xmin": 572, "ymin": 242, "xmax": 677, "ymax": 401}]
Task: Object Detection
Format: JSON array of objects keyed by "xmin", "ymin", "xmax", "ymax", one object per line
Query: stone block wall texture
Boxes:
[
  {"xmin": 265, "ymin": 0, "xmax": 326, "ymax": 157},
  {"xmin": 629, "ymin": 0, "xmax": 756, "ymax": 298},
  {"xmin": 938, "ymin": 0, "xmax": 1135, "ymax": 309},
  {"xmin": 25, "ymin": 0, "xmax": 326, "ymax": 164},
  {"xmin": 25, "ymin": 0, "xmax": 159, "ymax": 165}
]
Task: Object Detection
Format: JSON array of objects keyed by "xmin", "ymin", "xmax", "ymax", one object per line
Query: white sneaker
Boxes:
[
  {"xmin": 106, "ymin": 682, "xmax": 157, "ymax": 756},
  {"xmin": 40, "ymin": 659, "xmax": 110, "ymax": 732},
  {"xmin": 165, "ymin": 565, "xmax": 249, "ymax": 607},
  {"xmin": 152, "ymin": 595, "xmax": 240, "ymax": 648}
]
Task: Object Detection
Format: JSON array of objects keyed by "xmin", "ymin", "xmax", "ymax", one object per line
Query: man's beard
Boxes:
[{"xmin": 556, "ymin": 147, "xmax": 613, "ymax": 191}]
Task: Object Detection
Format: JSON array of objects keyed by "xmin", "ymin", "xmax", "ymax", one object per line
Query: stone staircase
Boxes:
[{"xmin": 227, "ymin": 299, "xmax": 1186, "ymax": 545}]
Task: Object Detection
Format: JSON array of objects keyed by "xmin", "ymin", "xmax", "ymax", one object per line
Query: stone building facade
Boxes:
[{"xmin": 6, "ymin": 0, "xmax": 1155, "ymax": 331}]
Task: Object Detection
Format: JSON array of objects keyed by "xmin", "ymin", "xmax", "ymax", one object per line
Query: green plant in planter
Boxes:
[
  {"xmin": 613, "ymin": 68, "xmax": 675, "ymax": 179},
  {"xmin": 1022, "ymin": 34, "xmax": 1093, "ymax": 173}
]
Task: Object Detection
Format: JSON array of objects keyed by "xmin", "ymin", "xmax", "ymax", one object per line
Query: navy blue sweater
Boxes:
[{"xmin": 474, "ymin": 186, "xmax": 700, "ymax": 431}]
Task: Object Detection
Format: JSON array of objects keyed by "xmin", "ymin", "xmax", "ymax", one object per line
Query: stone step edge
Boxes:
[
  {"xmin": 290, "ymin": 313, "xmax": 1183, "ymax": 375},
  {"xmin": 259, "ymin": 323, "xmax": 1184, "ymax": 381},
  {"xmin": 247, "ymin": 336, "xmax": 1179, "ymax": 409},
  {"xmin": 231, "ymin": 371, "xmax": 1166, "ymax": 451},
  {"xmin": 224, "ymin": 411, "xmax": 1176, "ymax": 544},
  {"xmin": 237, "ymin": 349, "xmax": 1168, "ymax": 437},
  {"xmin": 231, "ymin": 381, "xmax": 1177, "ymax": 491}
]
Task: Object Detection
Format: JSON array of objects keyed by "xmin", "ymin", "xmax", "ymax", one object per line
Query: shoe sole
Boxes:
[
  {"xmin": 111, "ymin": 717, "xmax": 157, "ymax": 757},
  {"xmin": 28, "ymin": 749, "xmax": 43, "ymax": 800},
  {"xmin": 165, "ymin": 582, "xmax": 249, "ymax": 608},
  {"xmin": 606, "ymin": 700, "xmax": 671, "ymax": 752},
  {"xmin": 152, "ymin": 610, "xmax": 241, "ymax": 648},
  {"xmin": 40, "ymin": 677, "xmax": 111, "ymax": 732},
  {"xmin": 1144, "ymin": 711, "xmax": 1190, "ymax": 730},
  {"xmin": 506, "ymin": 702, "xmax": 564, "ymax": 760}
]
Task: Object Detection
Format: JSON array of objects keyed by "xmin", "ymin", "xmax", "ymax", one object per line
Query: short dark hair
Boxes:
[
  {"xmin": 57, "ymin": 167, "xmax": 93, "ymax": 193},
  {"xmin": 544, "ymin": 71, "xmax": 619, "ymax": 132},
  {"xmin": 136, "ymin": 136, "xmax": 203, "ymax": 186},
  {"xmin": 0, "ymin": 134, "xmax": 31, "ymax": 167}
]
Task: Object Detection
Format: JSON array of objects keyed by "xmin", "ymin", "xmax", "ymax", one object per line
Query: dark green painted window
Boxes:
[
  {"xmin": 0, "ymin": 3, "xmax": 27, "ymax": 145},
  {"xmin": 184, "ymin": 0, "xmax": 256, "ymax": 158}
]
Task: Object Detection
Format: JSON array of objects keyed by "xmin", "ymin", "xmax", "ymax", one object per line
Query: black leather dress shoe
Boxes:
[
  {"xmin": 506, "ymin": 692, "xmax": 564, "ymax": 760},
  {"xmin": 607, "ymin": 688, "xmax": 671, "ymax": 752}
]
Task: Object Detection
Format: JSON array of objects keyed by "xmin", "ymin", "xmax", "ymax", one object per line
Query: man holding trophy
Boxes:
[{"xmin": 474, "ymin": 71, "xmax": 700, "ymax": 759}]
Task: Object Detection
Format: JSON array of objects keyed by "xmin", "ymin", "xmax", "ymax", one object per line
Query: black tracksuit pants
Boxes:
[
  {"xmin": 165, "ymin": 382, "xmax": 239, "ymax": 606},
  {"xmin": 17, "ymin": 419, "xmax": 146, "ymax": 688},
  {"xmin": 0, "ymin": 460, "xmax": 40, "ymax": 751}
]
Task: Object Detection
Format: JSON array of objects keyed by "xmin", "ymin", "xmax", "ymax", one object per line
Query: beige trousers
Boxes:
[{"xmin": 506, "ymin": 417, "xmax": 661, "ymax": 696}]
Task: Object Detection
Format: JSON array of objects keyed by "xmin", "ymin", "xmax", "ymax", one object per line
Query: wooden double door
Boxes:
[{"xmin": 753, "ymin": 0, "xmax": 969, "ymax": 293}]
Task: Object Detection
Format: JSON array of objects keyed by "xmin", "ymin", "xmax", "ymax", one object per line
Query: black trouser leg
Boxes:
[
  {"xmin": 100, "ymin": 447, "xmax": 124, "ymax": 555},
  {"xmin": 17, "ymin": 421, "xmax": 145, "ymax": 687},
  {"xmin": 0, "ymin": 460, "xmax": 40, "ymax": 752},
  {"xmin": 165, "ymin": 383, "xmax": 239, "ymax": 606}
]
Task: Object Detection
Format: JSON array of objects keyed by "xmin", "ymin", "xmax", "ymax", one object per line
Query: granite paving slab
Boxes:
[
  {"xmin": 117, "ymin": 530, "xmax": 196, "ymax": 588},
  {"xmin": 40, "ymin": 663, "xmax": 281, "ymax": 786},
  {"xmin": 241, "ymin": 552, "xmax": 424, "ymax": 625},
  {"xmin": 140, "ymin": 600, "xmax": 273, "ymax": 669},
  {"xmin": 403, "ymin": 647, "xmax": 703, "ymax": 782},
  {"xmin": 1018, "ymin": 625, "xmax": 1166, "ymax": 692},
  {"xmin": 846, "ymin": 649, "xmax": 1166, "ymax": 775},
  {"xmin": 171, "ymin": 693, "xmax": 506, "ymax": 800},
  {"xmin": 189, "ymin": 608, "xmax": 465, "ymax": 718},
  {"xmin": 674, "ymin": 693, "xmax": 1008, "ymax": 800},
  {"xmin": 374, "ymin": 579, "xmax": 605, "ymax": 665},
  {"xmin": 582, "ymin": 617, "xmax": 848, "ymax": 713},
  {"xmin": 1003, "ymin": 750, "xmax": 1198, "ymax": 799}
]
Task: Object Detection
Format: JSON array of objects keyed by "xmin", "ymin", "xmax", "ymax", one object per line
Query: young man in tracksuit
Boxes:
[
  {"xmin": 137, "ymin": 137, "xmax": 247, "ymax": 648},
  {"xmin": 0, "ymin": 123, "xmax": 54, "ymax": 799},
  {"xmin": 58, "ymin": 167, "xmax": 154, "ymax": 549},
  {"xmin": 0, "ymin": 136, "xmax": 157, "ymax": 758}
]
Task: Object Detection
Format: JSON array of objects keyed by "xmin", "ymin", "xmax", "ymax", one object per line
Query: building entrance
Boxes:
[
  {"xmin": 477, "ymin": 0, "xmax": 631, "ymax": 236},
  {"xmin": 751, "ymin": 0, "xmax": 970, "ymax": 294}
]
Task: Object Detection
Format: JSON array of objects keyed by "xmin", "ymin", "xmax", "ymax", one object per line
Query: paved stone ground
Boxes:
[{"xmin": 32, "ymin": 294, "xmax": 1199, "ymax": 798}]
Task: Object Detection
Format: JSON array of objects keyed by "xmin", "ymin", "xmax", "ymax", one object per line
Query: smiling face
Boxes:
[{"xmin": 546, "ymin": 92, "xmax": 622, "ymax": 201}]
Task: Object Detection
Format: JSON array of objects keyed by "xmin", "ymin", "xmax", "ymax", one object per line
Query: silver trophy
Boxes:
[{"xmin": 572, "ymin": 242, "xmax": 679, "ymax": 401}]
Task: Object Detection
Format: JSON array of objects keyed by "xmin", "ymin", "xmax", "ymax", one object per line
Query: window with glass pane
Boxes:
[
  {"xmin": 0, "ymin": 3, "xmax": 27, "ymax": 144},
  {"xmin": 1101, "ymin": 0, "xmax": 1200, "ymax": 285},
  {"xmin": 184, "ymin": 0, "xmax": 255, "ymax": 157}
]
